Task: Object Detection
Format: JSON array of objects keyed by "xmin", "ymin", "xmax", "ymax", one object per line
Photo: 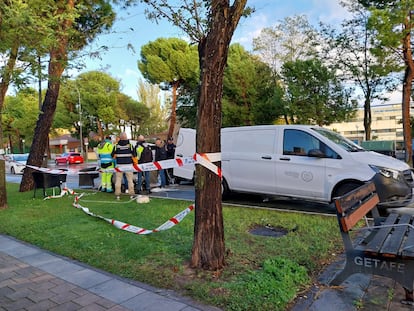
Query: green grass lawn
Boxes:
[{"xmin": 0, "ymin": 183, "xmax": 343, "ymax": 310}]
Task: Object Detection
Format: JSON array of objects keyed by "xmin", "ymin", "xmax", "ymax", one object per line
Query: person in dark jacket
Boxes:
[
  {"xmin": 111, "ymin": 132, "xmax": 136, "ymax": 199},
  {"xmin": 166, "ymin": 137, "xmax": 176, "ymax": 159},
  {"xmin": 154, "ymin": 138, "xmax": 167, "ymax": 189},
  {"xmin": 135, "ymin": 134, "xmax": 153, "ymax": 194},
  {"xmin": 165, "ymin": 137, "xmax": 176, "ymax": 185}
]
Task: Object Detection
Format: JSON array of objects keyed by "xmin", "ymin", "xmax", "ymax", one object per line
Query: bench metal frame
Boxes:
[
  {"xmin": 330, "ymin": 181, "xmax": 414, "ymax": 303},
  {"xmin": 32, "ymin": 171, "xmax": 67, "ymax": 198}
]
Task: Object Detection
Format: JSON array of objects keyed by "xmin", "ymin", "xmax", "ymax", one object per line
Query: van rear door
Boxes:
[{"xmin": 173, "ymin": 128, "xmax": 196, "ymax": 180}]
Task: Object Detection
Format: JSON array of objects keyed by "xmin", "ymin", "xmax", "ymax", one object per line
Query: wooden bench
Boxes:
[{"xmin": 330, "ymin": 181, "xmax": 414, "ymax": 305}]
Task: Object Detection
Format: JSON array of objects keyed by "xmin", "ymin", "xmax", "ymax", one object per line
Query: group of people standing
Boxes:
[{"xmin": 96, "ymin": 132, "xmax": 176, "ymax": 200}]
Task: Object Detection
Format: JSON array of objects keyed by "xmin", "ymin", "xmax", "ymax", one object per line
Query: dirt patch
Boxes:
[{"xmin": 249, "ymin": 225, "xmax": 289, "ymax": 237}]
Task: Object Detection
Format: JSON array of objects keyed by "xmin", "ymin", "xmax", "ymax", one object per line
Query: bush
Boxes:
[{"xmin": 221, "ymin": 257, "xmax": 310, "ymax": 311}]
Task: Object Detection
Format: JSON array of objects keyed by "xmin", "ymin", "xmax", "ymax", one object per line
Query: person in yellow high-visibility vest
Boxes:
[{"xmin": 97, "ymin": 136, "xmax": 115, "ymax": 192}]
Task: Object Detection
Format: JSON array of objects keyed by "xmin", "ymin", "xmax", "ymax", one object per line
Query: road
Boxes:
[
  {"xmin": 7, "ymin": 162, "xmax": 413, "ymax": 215},
  {"xmin": 6, "ymin": 162, "xmax": 335, "ymax": 214}
]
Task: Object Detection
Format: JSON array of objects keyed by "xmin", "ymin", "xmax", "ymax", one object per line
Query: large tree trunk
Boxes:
[
  {"xmin": 19, "ymin": 0, "xmax": 74, "ymax": 191},
  {"xmin": 402, "ymin": 18, "xmax": 413, "ymax": 166},
  {"xmin": 191, "ymin": 0, "xmax": 247, "ymax": 271},
  {"xmin": 168, "ymin": 81, "xmax": 179, "ymax": 138},
  {"xmin": 19, "ymin": 50, "xmax": 68, "ymax": 191},
  {"xmin": 363, "ymin": 96, "xmax": 372, "ymax": 141},
  {"xmin": 402, "ymin": 66, "xmax": 413, "ymax": 165}
]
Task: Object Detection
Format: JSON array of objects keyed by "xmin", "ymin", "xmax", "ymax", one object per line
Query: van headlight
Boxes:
[{"xmin": 369, "ymin": 165, "xmax": 399, "ymax": 179}]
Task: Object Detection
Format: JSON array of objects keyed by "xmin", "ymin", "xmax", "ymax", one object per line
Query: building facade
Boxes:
[{"xmin": 326, "ymin": 103, "xmax": 404, "ymax": 148}]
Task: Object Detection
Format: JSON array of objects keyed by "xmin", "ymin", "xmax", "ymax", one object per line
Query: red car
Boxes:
[{"xmin": 55, "ymin": 152, "xmax": 84, "ymax": 165}]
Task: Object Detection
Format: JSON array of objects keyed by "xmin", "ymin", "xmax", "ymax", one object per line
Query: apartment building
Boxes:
[{"xmin": 326, "ymin": 103, "xmax": 404, "ymax": 147}]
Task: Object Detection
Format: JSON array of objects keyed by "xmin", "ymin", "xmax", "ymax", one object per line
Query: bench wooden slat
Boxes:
[
  {"xmin": 335, "ymin": 182, "xmax": 376, "ymax": 214},
  {"xmin": 337, "ymin": 193, "xmax": 379, "ymax": 232},
  {"xmin": 379, "ymin": 214, "xmax": 412, "ymax": 256},
  {"xmin": 402, "ymin": 219, "xmax": 414, "ymax": 258},
  {"xmin": 364, "ymin": 213, "xmax": 399, "ymax": 254}
]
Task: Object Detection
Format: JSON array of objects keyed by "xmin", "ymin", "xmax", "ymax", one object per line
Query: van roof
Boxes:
[{"xmin": 222, "ymin": 124, "xmax": 321, "ymax": 131}]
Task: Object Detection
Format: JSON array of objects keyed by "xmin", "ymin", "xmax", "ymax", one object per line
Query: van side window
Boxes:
[{"xmin": 283, "ymin": 129, "xmax": 339, "ymax": 159}]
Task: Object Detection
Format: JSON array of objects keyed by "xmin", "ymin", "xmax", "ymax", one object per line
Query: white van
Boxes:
[{"xmin": 173, "ymin": 125, "xmax": 414, "ymax": 206}]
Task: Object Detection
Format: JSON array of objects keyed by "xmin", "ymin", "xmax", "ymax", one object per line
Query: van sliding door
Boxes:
[
  {"xmin": 276, "ymin": 129, "xmax": 327, "ymax": 200},
  {"xmin": 223, "ymin": 129, "xmax": 276, "ymax": 194}
]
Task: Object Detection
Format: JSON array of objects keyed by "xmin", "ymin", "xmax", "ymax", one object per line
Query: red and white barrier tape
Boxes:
[
  {"xmin": 72, "ymin": 194, "xmax": 194, "ymax": 235},
  {"xmin": 26, "ymin": 153, "xmax": 221, "ymax": 176},
  {"xmin": 31, "ymin": 152, "xmax": 221, "ymax": 234},
  {"xmin": 26, "ymin": 165, "xmax": 68, "ymax": 174},
  {"xmin": 44, "ymin": 187, "xmax": 77, "ymax": 200}
]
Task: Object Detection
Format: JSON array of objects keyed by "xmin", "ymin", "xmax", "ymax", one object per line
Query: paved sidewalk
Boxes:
[
  {"xmin": 0, "ymin": 234, "xmax": 221, "ymax": 311},
  {"xmin": 291, "ymin": 255, "xmax": 414, "ymax": 311}
]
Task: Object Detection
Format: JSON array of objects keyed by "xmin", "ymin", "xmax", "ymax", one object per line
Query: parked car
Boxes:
[
  {"xmin": 5, "ymin": 153, "xmax": 29, "ymax": 174},
  {"xmin": 55, "ymin": 152, "xmax": 84, "ymax": 165}
]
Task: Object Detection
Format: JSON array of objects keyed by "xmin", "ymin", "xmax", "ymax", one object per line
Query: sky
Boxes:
[{"xmin": 77, "ymin": 0, "xmax": 400, "ymax": 105}]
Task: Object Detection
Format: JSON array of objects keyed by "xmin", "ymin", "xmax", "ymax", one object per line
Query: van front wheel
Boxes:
[{"xmin": 333, "ymin": 182, "xmax": 362, "ymax": 200}]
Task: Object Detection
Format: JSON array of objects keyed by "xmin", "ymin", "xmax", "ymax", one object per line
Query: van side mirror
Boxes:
[{"xmin": 308, "ymin": 149, "xmax": 325, "ymax": 158}]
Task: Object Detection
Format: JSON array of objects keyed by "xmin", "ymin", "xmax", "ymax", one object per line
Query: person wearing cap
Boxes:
[
  {"xmin": 97, "ymin": 135, "xmax": 115, "ymax": 192},
  {"xmin": 111, "ymin": 132, "xmax": 136, "ymax": 200}
]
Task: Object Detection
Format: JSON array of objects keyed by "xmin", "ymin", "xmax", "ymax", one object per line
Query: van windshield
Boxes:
[{"xmin": 312, "ymin": 128, "xmax": 365, "ymax": 152}]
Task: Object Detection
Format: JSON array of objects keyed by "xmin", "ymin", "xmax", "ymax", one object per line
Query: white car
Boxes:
[{"xmin": 5, "ymin": 153, "xmax": 29, "ymax": 174}]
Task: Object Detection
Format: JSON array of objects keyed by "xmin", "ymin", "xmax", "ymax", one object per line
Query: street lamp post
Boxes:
[
  {"xmin": 22, "ymin": 139, "xmax": 25, "ymax": 153},
  {"xmin": 75, "ymin": 86, "xmax": 83, "ymax": 156}
]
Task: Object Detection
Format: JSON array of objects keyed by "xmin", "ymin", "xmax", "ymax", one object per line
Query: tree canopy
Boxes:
[
  {"xmin": 253, "ymin": 15, "xmax": 317, "ymax": 72},
  {"xmin": 139, "ymin": 37, "xmax": 199, "ymax": 137},
  {"xmin": 222, "ymin": 44, "xmax": 281, "ymax": 126},
  {"xmin": 320, "ymin": 0, "xmax": 400, "ymax": 140},
  {"xmin": 18, "ymin": 0, "xmax": 116, "ymax": 194},
  {"xmin": 357, "ymin": 0, "xmax": 414, "ymax": 163},
  {"xmin": 282, "ymin": 58, "xmax": 356, "ymax": 126}
]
